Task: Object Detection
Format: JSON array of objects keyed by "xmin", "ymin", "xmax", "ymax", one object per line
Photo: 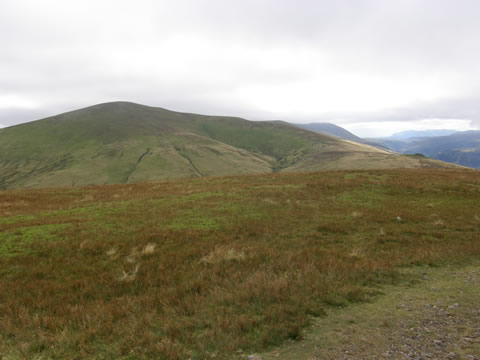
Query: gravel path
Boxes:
[
  {"xmin": 378, "ymin": 268, "xmax": 480, "ymax": 360},
  {"xmin": 260, "ymin": 263, "xmax": 480, "ymax": 360}
]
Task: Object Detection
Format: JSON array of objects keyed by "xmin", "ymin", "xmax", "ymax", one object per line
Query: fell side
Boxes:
[{"xmin": 0, "ymin": 102, "xmax": 461, "ymax": 189}]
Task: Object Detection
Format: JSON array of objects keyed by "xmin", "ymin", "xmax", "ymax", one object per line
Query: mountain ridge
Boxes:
[
  {"xmin": 388, "ymin": 129, "xmax": 459, "ymax": 140},
  {"xmin": 0, "ymin": 102, "xmax": 461, "ymax": 189},
  {"xmin": 293, "ymin": 122, "xmax": 388, "ymax": 149},
  {"xmin": 366, "ymin": 130, "xmax": 480, "ymax": 168}
]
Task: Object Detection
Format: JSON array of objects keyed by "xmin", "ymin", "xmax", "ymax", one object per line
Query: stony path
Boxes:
[
  {"xmin": 379, "ymin": 268, "xmax": 480, "ymax": 360},
  {"xmin": 258, "ymin": 263, "xmax": 480, "ymax": 360}
]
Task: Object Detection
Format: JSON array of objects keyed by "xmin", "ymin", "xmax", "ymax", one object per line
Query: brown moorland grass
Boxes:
[{"xmin": 0, "ymin": 169, "xmax": 479, "ymax": 359}]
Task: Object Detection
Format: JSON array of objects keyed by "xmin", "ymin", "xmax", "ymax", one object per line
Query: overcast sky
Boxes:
[{"xmin": 1, "ymin": 0, "xmax": 480, "ymax": 137}]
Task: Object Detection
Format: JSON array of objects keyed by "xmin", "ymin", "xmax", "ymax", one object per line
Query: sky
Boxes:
[{"xmin": 1, "ymin": 0, "xmax": 480, "ymax": 137}]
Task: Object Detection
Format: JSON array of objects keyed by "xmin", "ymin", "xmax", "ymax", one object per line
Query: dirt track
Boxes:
[{"xmin": 260, "ymin": 262, "xmax": 480, "ymax": 360}]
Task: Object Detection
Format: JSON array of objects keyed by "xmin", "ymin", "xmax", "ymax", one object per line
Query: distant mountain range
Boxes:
[
  {"xmin": 388, "ymin": 129, "xmax": 459, "ymax": 140},
  {"xmin": 291, "ymin": 122, "xmax": 480, "ymax": 169},
  {"xmin": 0, "ymin": 102, "xmax": 458, "ymax": 189},
  {"xmin": 366, "ymin": 131, "xmax": 480, "ymax": 169}
]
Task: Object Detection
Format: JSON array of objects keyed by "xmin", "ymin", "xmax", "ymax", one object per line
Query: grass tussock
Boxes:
[
  {"xmin": 142, "ymin": 243, "xmax": 157, "ymax": 256},
  {"xmin": 200, "ymin": 246, "xmax": 247, "ymax": 264},
  {"xmin": 118, "ymin": 264, "xmax": 140, "ymax": 282},
  {"xmin": 0, "ymin": 168, "xmax": 479, "ymax": 359}
]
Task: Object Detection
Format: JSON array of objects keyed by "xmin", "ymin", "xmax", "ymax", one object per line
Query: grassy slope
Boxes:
[
  {"xmin": 0, "ymin": 168, "xmax": 479, "ymax": 359},
  {"xmin": 0, "ymin": 103, "xmax": 275, "ymax": 188},
  {"xmin": 0, "ymin": 102, "xmax": 458, "ymax": 189}
]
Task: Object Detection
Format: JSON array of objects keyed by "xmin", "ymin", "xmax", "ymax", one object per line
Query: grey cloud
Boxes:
[
  {"xmin": 1, "ymin": 0, "xmax": 480, "ymax": 134},
  {"xmin": 381, "ymin": 97, "xmax": 480, "ymax": 127},
  {"xmin": 284, "ymin": 96, "xmax": 480, "ymax": 127},
  {"xmin": 0, "ymin": 108, "xmax": 60, "ymax": 127}
]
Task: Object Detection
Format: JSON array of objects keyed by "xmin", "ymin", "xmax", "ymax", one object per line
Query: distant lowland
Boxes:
[{"xmin": 0, "ymin": 102, "xmax": 465, "ymax": 189}]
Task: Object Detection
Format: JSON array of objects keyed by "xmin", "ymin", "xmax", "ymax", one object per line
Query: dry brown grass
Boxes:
[
  {"xmin": 0, "ymin": 168, "xmax": 479, "ymax": 359},
  {"xmin": 200, "ymin": 246, "xmax": 247, "ymax": 264},
  {"xmin": 118, "ymin": 264, "xmax": 140, "ymax": 282},
  {"xmin": 142, "ymin": 243, "xmax": 157, "ymax": 256}
]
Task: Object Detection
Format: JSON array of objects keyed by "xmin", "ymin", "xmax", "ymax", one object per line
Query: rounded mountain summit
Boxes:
[{"xmin": 0, "ymin": 102, "xmax": 460, "ymax": 189}]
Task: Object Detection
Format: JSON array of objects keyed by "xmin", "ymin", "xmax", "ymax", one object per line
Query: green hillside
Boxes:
[{"xmin": 0, "ymin": 102, "xmax": 460, "ymax": 189}]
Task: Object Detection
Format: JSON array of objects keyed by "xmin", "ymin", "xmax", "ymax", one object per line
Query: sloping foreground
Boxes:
[{"xmin": 0, "ymin": 169, "xmax": 479, "ymax": 359}]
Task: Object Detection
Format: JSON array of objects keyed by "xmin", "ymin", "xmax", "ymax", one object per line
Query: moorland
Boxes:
[{"xmin": 1, "ymin": 168, "xmax": 479, "ymax": 359}]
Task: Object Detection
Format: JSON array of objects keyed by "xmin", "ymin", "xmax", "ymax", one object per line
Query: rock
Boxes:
[
  {"xmin": 247, "ymin": 355, "xmax": 262, "ymax": 360},
  {"xmin": 447, "ymin": 352, "xmax": 457, "ymax": 359}
]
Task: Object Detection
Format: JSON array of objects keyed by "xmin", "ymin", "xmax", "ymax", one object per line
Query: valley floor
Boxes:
[{"xmin": 261, "ymin": 262, "xmax": 480, "ymax": 360}]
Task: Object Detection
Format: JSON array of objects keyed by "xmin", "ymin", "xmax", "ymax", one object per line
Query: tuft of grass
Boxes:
[
  {"xmin": 200, "ymin": 246, "xmax": 247, "ymax": 264},
  {"xmin": 106, "ymin": 246, "xmax": 119, "ymax": 257},
  {"xmin": 118, "ymin": 264, "xmax": 140, "ymax": 282},
  {"xmin": 142, "ymin": 243, "xmax": 156, "ymax": 256}
]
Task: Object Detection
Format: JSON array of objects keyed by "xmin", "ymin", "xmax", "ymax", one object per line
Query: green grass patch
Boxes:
[
  {"xmin": 0, "ymin": 223, "xmax": 73, "ymax": 256},
  {"xmin": 338, "ymin": 185, "xmax": 388, "ymax": 208}
]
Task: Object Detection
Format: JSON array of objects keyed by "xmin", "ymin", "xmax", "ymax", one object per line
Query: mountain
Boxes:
[
  {"xmin": 295, "ymin": 122, "xmax": 388, "ymax": 149},
  {"xmin": 365, "ymin": 138, "xmax": 407, "ymax": 153},
  {"xmin": 294, "ymin": 123, "xmax": 364, "ymax": 142},
  {"xmin": 0, "ymin": 102, "xmax": 460, "ymax": 189},
  {"xmin": 389, "ymin": 129, "xmax": 458, "ymax": 140},
  {"xmin": 400, "ymin": 131, "xmax": 480, "ymax": 156},
  {"xmin": 435, "ymin": 148, "xmax": 480, "ymax": 168},
  {"xmin": 367, "ymin": 130, "xmax": 480, "ymax": 168}
]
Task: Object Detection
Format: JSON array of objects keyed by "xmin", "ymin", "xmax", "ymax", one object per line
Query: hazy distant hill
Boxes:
[
  {"xmin": 435, "ymin": 148, "xmax": 480, "ymax": 168},
  {"xmin": 389, "ymin": 129, "xmax": 458, "ymax": 140},
  {"xmin": 366, "ymin": 138, "xmax": 407, "ymax": 153},
  {"xmin": 0, "ymin": 102, "xmax": 459, "ymax": 189},
  {"xmin": 294, "ymin": 122, "xmax": 388, "ymax": 149},
  {"xmin": 367, "ymin": 130, "xmax": 480, "ymax": 168},
  {"xmin": 401, "ymin": 131, "xmax": 480, "ymax": 156},
  {"xmin": 294, "ymin": 123, "xmax": 364, "ymax": 142}
]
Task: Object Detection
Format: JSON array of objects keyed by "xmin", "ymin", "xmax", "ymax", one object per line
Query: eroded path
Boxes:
[{"xmin": 261, "ymin": 262, "xmax": 480, "ymax": 360}]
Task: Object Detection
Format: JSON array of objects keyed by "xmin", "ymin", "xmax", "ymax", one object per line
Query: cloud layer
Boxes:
[{"xmin": 1, "ymin": 0, "xmax": 479, "ymax": 136}]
